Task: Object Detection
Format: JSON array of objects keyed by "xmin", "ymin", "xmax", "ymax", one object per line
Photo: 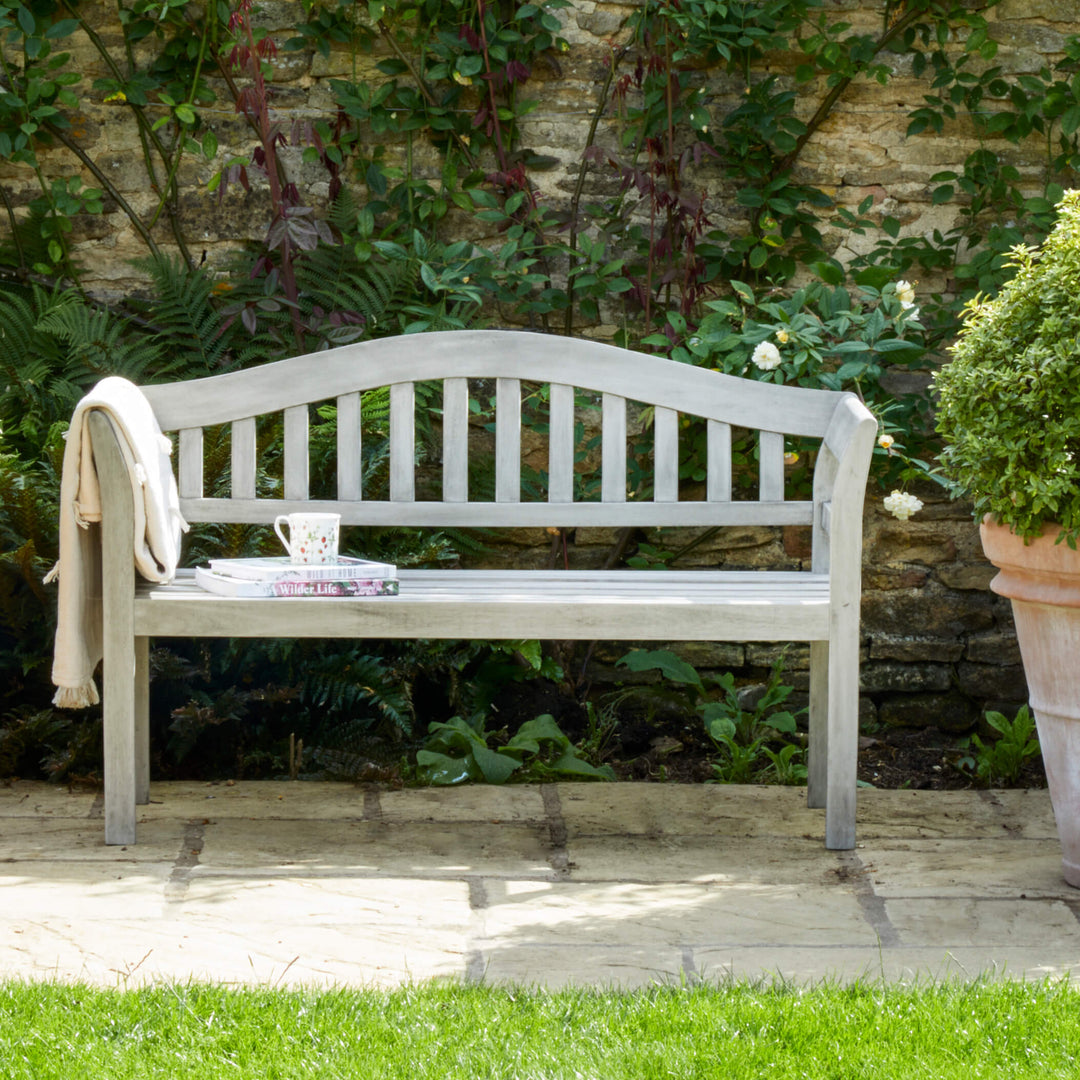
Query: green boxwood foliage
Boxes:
[{"xmin": 935, "ymin": 190, "xmax": 1080, "ymax": 545}]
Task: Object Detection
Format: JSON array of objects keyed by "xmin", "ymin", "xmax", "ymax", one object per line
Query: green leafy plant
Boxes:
[
  {"xmin": 415, "ymin": 713, "xmax": 614, "ymax": 786},
  {"xmin": 935, "ymin": 190, "xmax": 1080, "ymax": 545},
  {"xmin": 957, "ymin": 706, "xmax": 1041, "ymax": 787},
  {"xmin": 615, "ymin": 648, "xmax": 805, "ymax": 785}
]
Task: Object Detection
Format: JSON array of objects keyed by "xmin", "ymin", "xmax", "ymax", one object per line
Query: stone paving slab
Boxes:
[
  {"xmin": 0, "ymin": 817, "xmax": 187, "ymax": 863},
  {"xmin": 0, "ymin": 781, "xmax": 1077, "ymax": 989},
  {"xmin": 0, "ymin": 918, "xmax": 465, "ymax": 988},
  {"xmin": 196, "ymin": 818, "xmax": 553, "ymax": 878},
  {"xmin": 477, "ymin": 880, "xmax": 877, "ymax": 948},
  {"xmin": 379, "ymin": 786, "xmax": 546, "ymax": 824},
  {"xmin": 859, "ymin": 838, "xmax": 1074, "ymax": 898},
  {"xmin": 0, "ymin": 863, "xmax": 172, "ymax": 919},
  {"xmin": 557, "ymin": 783, "xmax": 821, "ymax": 838},
  {"xmin": 986, "ymin": 789, "xmax": 1060, "ymax": 839},
  {"xmin": 137, "ymin": 781, "xmax": 369, "ymax": 821},
  {"xmin": 478, "ymin": 945, "xmax": 688, "ymax": 990},
  {"xmin": 565, "ymin": 834, "xmax": 844, "ymax": 886},
  {"xmin": 0, "ymin": 781, "xmax": 97, "ymax": 818},
  {"xmin": 885, "ymin": 896, "xmax": 1080, "ymax": 949},
  {"xmin": 692, "ymin": 947, "xmax": 1080, "ymax": 986}
]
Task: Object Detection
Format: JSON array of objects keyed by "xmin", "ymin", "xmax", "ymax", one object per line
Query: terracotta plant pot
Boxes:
[{"xmin": 980, "ymin": 517, "xmax": 1080, "ymax": 888}]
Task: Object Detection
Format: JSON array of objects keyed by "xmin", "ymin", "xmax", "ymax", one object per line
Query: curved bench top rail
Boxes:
[{"xmin": 141, "ymin": 329, "xmax": 848, "ymax": 438}]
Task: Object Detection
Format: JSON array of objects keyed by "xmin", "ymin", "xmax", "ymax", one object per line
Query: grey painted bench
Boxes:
[{"xmin": 89, "ymin": 329, "xmax": 876, "ymax": 848}]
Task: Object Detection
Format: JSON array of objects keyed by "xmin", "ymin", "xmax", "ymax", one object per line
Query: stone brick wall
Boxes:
[{"xmin": 7, "ymin": 0, "xmax": 1078, "ymax": 296}]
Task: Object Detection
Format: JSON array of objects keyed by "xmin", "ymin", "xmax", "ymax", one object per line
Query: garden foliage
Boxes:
[{"xmin": 1, "ymin": 0, "xmax": 1078, "ymax": 779}]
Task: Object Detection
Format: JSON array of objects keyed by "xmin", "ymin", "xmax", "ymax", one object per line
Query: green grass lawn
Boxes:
[{"xmin": 2, "ymin": 978, "xmax": 1078, "ymax": 1078}]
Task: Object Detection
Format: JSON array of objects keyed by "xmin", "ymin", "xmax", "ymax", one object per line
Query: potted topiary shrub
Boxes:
[{"xmin": 935, "ymin": 189, "xmax": 1080, "ymax": 887}]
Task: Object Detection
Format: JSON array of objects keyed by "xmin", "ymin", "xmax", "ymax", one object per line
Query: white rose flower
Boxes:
[
  {"xmin": 896, "ymin": 279, "xmax": 916, "ymax": 306},
  {"xmin": 878, "ymin": 433, "xmax": 895, "ymax": 450},
  {"xmin": 751, "ymin": 341, "xmax": 782, "ymax": 371},
  {"xmin": 883, "ymin": 490, "xmax": 923, "ymax": 521}
]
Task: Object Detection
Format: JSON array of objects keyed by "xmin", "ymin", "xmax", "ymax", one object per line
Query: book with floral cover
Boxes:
[
  {"xmin": 207, "ymin": 555, "xmax": 396, "ymax": 582},
  {"xmin": 194, "ymin": 567, "xmax": 399, "ymax": 598}
]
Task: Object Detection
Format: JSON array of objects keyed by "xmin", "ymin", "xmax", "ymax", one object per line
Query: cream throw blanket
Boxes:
[{"xmin": 47, "ymin": 377, "xmax": 188, "ymax": 708}]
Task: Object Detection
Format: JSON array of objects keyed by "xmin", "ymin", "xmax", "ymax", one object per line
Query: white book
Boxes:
[
  {"xmin": 195, "ymin": 567, "xmax": 399, "ymax": 598},
  {"xmin": 207, "ymin": 555, "xmax": 397, "ymax": 582}
]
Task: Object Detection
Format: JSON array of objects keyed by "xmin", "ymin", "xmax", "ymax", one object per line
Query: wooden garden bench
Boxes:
[{"xmin": 88, "ymin": 329, "xmax": 876, "ymax": 848}]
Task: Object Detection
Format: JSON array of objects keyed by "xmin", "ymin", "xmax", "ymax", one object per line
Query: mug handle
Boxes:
[{"xmin": 273, "ymin": 515, "xmax": 292, "ymax": 557}]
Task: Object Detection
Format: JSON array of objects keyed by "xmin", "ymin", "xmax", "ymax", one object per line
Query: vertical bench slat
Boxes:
[
  {"xmin": 759, "ymin": 429, "xmax": 785, "ymax": 502},
  {"xmin": 706, "ymin": 420, "xmax": 731, "ymax": 502},
  {"xmin": 442, "ymin": 377, "xmax": 469, "ymax": 503},
  {"xmin": 548, "ymin": 382, "xmax": 574, "ymax": 503},
  {"xmin": 602, "ymin": 393, "xmax": 627, "ymax": 502},
  {"xmin": 336, "ymin": 392, "xmax": 362, "ymax": 500},
  {"xmin": 231, "ymin": 417, "xmax": 256, "ymax": 500},
  {"xmin": 390, "ymin": 381, "xmax": 415, "ymax": 502},
  {"xmin": 496, "ymin": 377, "xmax": 521, "ymax": 503},
  {"xmin": 178, "ymin": 428, "xmax": 203, "ymax": 499},
  {"xmin": 283, "ymin": 405, "xmax": 309, "ymax": 501},
  {"xmin": 653, "ymin": 406, "xmax": 679, "ymax": 503}
]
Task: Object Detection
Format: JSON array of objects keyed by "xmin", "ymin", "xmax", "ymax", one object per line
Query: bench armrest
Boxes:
[{"xmin": 812, "ymin": 395, "xmax": 877, "ymax": 583}]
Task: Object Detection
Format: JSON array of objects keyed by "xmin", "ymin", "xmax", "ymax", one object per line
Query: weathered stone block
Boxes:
[
  {"xmin": 936, "ymin": 563, "xmax": 996, "ymax": 591},
  {"xmin": 744, "ymin": 644, "xmax": 812, "ymax": 671},
  {"xmin": 862, "ymin": 585, "xmax": 995, "ymax": 638},
  {"xmin": 860, "ymin": 662, "xmax": 952, "ymax": 694},
  {"xmin": 878, "ymin": 692, "xmax": 977, "ymax": 733},
  {"xmin": 868, "ymin": 525, "xmax": 957, "ymax": 565},
  {"xmin": 864, "ymin": 566, "xmax": 931, "ymax": 591},
  {"xmin": 956, "ymin": 662, "xmax": 1028, "ymax": 702},
  {"xmin": 964, "ymin": 632, "xmax": 1022, "ymax": 667},
  {"xmin": 869, "ymin": 636, "xmax": 965, "ymax": 663}
]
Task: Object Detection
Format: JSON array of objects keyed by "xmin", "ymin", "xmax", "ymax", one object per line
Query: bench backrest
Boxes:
[{"xmin": 139, "ymin": 330, "xmax": 876, "ymax": 571}]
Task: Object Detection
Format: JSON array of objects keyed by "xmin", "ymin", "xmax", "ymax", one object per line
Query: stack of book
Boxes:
[{"xmin": 194, "ymin": 556, "xmax": 399, "ymax": 597}]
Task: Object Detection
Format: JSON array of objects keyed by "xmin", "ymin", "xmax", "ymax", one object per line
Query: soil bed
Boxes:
[{"xmin": 485, "ymin": 679, "xmax": 1048, "ymax": 792}]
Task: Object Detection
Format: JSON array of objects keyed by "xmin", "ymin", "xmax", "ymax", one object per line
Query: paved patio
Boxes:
[{"xmin": 1, "ymin": 780, "xmax": 1078, "ymax": 989}]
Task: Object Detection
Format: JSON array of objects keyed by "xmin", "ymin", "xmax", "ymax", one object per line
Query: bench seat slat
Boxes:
[{"xmin": 136, "ymin": 570, "xmax": 831, "ymax": 641}]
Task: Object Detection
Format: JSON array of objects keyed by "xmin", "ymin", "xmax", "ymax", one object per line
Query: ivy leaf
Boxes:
[{"xmin": 810, "ymin": 261, "xmax": 844, "ymax": 285}]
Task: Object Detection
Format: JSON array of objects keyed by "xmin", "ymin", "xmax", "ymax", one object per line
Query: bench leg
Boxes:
[
  {"xmin": 807, "ymin": 640, "xmax": 829, "ymax": 810},
  {"xmin": 135, "ymin": 636, "xmax": 150, "ymax": 805},
  {"xmin": 103, "ymin": 627, "xmax": 137, "ymax": 846},
  {"xmin": 824, "ymin": 614, "xmax": 859, "ymax": 850}
]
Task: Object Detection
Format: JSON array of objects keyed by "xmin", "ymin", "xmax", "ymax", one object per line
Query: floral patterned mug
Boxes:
[{"xmin": 273, "ymin": 512, "xmax": 340, "ymax": 565}]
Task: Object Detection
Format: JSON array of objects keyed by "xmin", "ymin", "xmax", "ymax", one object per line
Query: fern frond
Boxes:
[
  {"xmin": 300, "ymin": 651, "xmax": 413, "ymax": 735},
  {"xmin": 36, "ymin": 300, "xmax": 170, "ymax": 385},
  {"xmin": 133, "ymin": 255, "xmax": 245, "ymax": 376}
]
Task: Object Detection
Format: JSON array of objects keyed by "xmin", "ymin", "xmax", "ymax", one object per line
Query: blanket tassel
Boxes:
[{"xmin": 53, "ymin": 682, "xmax": 100, "ymax": 709}]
